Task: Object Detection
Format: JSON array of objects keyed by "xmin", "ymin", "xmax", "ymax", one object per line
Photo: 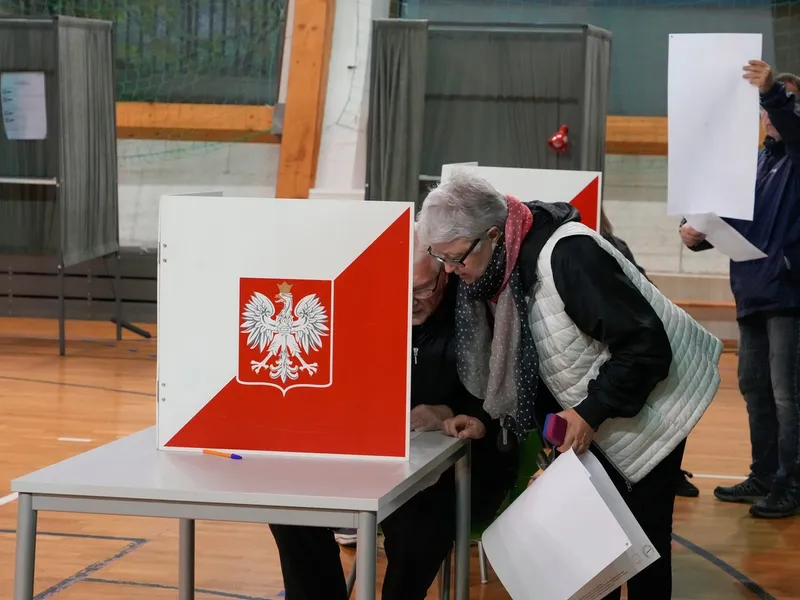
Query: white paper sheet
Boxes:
[
  {"xmin": 685, "ymin": 213, "xmax": 767, "ymax": 262},
  {"xmin": 568, "ymin": 453, "xmax": 661, "ymax": 600},
  {"xmin": 0, "ymin": 72, "xmax": 47, "ymax": 140},
  {"xmin": 667, "ymin": 33, "xmax": 762, "ymax": 220},
  {"xmin": 482, "ymin": 450, "xmax": 633, "ymax": 600}
]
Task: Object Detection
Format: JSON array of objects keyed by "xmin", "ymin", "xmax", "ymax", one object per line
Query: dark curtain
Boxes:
[
  {"xmin": 420, "ymin": 25, "xmax": 591, "ymax": 178},
  {"xmin": 581, "ymin": 32, "xmax": 612, "ymax": 174},
  {"xmin": 0, "ymin": 17, "xmax": 119, "ymax": 267},
  {"xmin": 58, "ymin": 17, "xmax": 119, "ymax": 267},
  {"xmin": 0, "ymin": 19, "xmax": 60, "ymax": 256},
  {"xmin": 366, "ymin": 19, "xmax": 428, "ymax": 204}
]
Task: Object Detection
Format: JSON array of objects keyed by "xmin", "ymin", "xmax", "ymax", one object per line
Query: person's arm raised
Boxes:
[{"xmin": 745, "ymin": 60, "xmax": 800, "ymax": 160}]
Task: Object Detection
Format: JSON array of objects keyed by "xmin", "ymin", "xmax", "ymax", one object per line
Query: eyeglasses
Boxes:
[
  {"xmin": 412, "ymin": 264, "xmax": 443, "ymax": 299},
  {"xmin": 427, "ymin": 238, "xmax": 481, "ymax": 268}
]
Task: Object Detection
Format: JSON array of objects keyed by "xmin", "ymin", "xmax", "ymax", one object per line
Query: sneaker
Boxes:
[
  {"xmin": 334, "ymin": 528, "xmax": 357, "ymax": 547},
  {"xmin": 714, "ymin": 477, "xmax": 769, "ymax": 504},
  {"xmin": 676, "ymin": 470, "xmax": 700, "ymax": 498},
  {"xmin": 749, "ymin": 491, "xmax": 800, "ymax": 518}
]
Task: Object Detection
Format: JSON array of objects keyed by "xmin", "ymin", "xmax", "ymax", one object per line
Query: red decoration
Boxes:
[{"xmin": 548, "ymin": 125, "xmax": 569, "ymax": 153}]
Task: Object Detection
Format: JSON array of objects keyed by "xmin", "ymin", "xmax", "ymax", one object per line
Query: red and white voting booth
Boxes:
[
  {"xmin": 441, "ymin": 164, "xmax": 603, "ymax": 232},
  {"xmin": 156, "ymin": 195, "xmax": 415, "ymax": 459}
]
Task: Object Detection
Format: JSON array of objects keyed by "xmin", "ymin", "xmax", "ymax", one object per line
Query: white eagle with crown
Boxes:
[{"xmin": 240, "ymin": 282, "xmax": 329, "ymax": 383}]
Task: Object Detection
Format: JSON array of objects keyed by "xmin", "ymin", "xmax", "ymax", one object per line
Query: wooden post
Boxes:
[{"xmin": 275, "ymin": 0, "xmax": 337, "ymax": 198}]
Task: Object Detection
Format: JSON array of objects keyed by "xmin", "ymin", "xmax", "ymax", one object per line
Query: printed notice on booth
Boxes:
[{"xmin": 1, "ymin": 72, "xmax": 47, "ymax": 141}]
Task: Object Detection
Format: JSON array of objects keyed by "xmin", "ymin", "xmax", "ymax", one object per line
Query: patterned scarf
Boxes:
[{"xmin": 454, "ymin": 196, "xmax": 539, "ymax": 438}]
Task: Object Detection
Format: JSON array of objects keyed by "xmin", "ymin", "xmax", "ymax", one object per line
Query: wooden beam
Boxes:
[
  {"xmin": 115, "ymin": 102, "xmax": 279, "ymax": 144},
  {"xmin": 605, "ymin": 115, "xmax": 766, "ymax": 156},
  {"xmin": 275, "ymin": 0, "xmax": 336, "ymax": 199}
]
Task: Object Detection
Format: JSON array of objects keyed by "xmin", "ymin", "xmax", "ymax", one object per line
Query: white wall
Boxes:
[{"xmin": 118, "ymin": 140, "xmax": 279, "ymax": 249}]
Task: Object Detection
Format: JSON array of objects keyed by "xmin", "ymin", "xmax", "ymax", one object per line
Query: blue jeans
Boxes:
[{"xmin": 738, "ymin": 312, "xmax": 800, "ymax": 494}]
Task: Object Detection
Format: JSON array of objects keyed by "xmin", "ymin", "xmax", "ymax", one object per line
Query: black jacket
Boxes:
[
  {"xmin": 517, "ymin": 202, "xmax": 673, "ymax": 432},
  {"xmin": 412, "ymin": 277, "xmax": 518, "ymax": 520}
]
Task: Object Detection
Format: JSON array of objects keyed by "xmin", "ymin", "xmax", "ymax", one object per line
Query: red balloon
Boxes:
[{"xmin": 548, "ymin": 125, "xmax": 569, "ymax": 153}]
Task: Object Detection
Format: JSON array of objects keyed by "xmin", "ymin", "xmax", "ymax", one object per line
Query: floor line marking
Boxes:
[
  {"xmin": 673, "ymin": 534, "xmax": 775, "ymax": 600},
  {"xmin": 57, "ymin": 437, "xmax": 93, "ymax": 443},
  {"xmin": 84, "ymin": 577, "xmax": 272, "ymax": 600},
  {"xmin": 0, "ymin": 374, "xmax": 151, "ymax": 397},
  {"xmin": 33, "ymin": 539, "xmax": 148, "ymax": 600},
  {"xmin": 0, "ymin": 493, "xmax": 18, "ymax": 506}
]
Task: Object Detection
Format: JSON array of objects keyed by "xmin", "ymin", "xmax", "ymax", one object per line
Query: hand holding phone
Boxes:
[{"xmin": 543, "ymin": 413, "xmax": 568, "ymax": 447}]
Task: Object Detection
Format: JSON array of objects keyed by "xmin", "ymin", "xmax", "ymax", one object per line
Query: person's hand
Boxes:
[
  {"xmin": 442, "ymin": 414, "xmax": 486, "ymax": 440},
  {"xmin": 556, "ymin": 408, "xmax": 594, "ymax": 455},
  {"xmin": 743, "ymin": 60, "xmax": 774, "ymax": 93},
  {"xmin": 410, "ymin": 404, "xmax": 453, "ymax": 432},
  {"xmin": 680, "ymin": 224, "xmax": 706, "ymax": 248}
]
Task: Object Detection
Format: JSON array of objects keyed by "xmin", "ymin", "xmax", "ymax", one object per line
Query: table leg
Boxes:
[
  {"xmin": 13, "ymin": 493, "xmax": 37, "ymax": 600},
  {"xmin": 355, "ymin": 512, "xmax": 378, "ymax": 600},
  {"xmin": 179, "ymin": 518, "xmax": 195, "ymax": 600},
  {"xmin": 454, "ymin": 443, "xmax": 471, "ymax": 600}
]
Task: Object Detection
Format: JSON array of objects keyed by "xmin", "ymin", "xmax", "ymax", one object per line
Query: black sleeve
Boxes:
[
  {"xmin": 550, "ymin": 235, "xmax": 673, "ymax": 430},
  {"xmin": 761, "ymin": 81, "xmax": 800, "ymax": 162},
  {"xmin": 678, "ymin": 218, "xmax": 714, "ymax": 252}
]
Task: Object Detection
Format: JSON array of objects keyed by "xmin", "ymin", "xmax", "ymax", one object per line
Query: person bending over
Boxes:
[
  {"xmin": 680, "ymin": 61, "xmax": 800, "ymax": 518},
  {"xmin": 415, "ymin": 173, "xmax": 722, "ymax": 600},
  {"xmin": 600, "ymin": 209, "xmax": 700, "ymax": 499},
  {"xmin": 269, "ymin": 239, "xmax": 517, "ymax": 600}
]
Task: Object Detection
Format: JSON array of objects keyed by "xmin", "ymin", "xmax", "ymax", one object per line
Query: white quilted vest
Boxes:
[{"xmin": 527, "ymin": 222, "xmax": 723, "ymax": 483}]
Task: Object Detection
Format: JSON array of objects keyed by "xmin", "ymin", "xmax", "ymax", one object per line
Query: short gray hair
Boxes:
[{"xmin": 416, "ymin": 171, "xmax": 508, "ymax": 246}]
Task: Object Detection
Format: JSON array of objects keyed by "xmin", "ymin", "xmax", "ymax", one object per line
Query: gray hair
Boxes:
[
  {"xmin": 413, "ymin": 222, "xmax": 432, "ymax": 264},
  {"xmin": 416, "ymin": 171, "xmax": 508, "ymax": 246}
]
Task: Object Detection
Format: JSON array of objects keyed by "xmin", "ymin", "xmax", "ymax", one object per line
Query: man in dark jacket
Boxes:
[
  {"xmin": 268, "ymin": 244, "xmax": 517, "ymax": 600},
  {"xmin": 680, "ymin": 61, "xmax": 800, "ymax": 518}
]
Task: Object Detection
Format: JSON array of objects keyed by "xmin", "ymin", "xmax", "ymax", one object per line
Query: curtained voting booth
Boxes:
[{"xmin": 0, "ymin": 16, "xmax": 120, "ymax": 355}]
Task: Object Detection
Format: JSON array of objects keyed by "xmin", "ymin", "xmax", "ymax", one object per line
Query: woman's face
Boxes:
[{"xmin": 428, "ymin": 227, "xmax": 502, "ymax": 284}]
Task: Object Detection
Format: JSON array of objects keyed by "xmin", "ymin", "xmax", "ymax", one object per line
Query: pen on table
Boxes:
[{"xmin": 203, "ymin": 449, "xmax": 243, "ymax": 460}]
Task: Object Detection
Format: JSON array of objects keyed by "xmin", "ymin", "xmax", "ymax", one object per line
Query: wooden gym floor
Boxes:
[{"xmin": 1, "ymin": 318, "xmax": 799, "ymax": 600}]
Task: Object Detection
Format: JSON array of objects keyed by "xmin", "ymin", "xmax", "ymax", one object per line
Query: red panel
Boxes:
[
  {"xmin": 570, "ymin": 177, "xmax": 600, "ymax": 231},
  {"xmin": 167, "ymin": 210, "xmax": 411, "ymax": 457}
]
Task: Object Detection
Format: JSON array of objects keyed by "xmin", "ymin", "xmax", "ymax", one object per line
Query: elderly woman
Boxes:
[{"xmin": 417, "ymin": 172, "xmax": 722, "ymax": 600}]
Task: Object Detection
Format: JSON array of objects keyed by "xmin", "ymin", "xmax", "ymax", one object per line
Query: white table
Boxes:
[{"xmin": 11, "ymin": 427, "xmax": 471, "ymax": 600}]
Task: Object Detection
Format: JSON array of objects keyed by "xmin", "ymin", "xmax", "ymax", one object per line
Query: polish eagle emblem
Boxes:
[{"xmin": 240, "ymin": 282, "xmax": 329, "ymax": 383}]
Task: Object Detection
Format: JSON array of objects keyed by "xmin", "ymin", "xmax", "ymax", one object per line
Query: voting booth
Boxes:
[
  {"xmin": 441, "ymin": 163, "xmax": 603, "ymax": 232},
  {"xmin": 156, "ymin": 194, "xmax": 415, "ymax": 459}
]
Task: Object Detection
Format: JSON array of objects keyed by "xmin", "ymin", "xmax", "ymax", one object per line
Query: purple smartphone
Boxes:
[{"xmin": 543, "ymin": 413, "xmax": 568, "ymax": 447}]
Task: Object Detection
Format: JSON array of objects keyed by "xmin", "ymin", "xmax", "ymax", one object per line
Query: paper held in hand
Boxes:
[
  {"xmin": 685, "ymin": 213, "xmax": 766, "ymax": 262},
  {"xmin": 482, "ymin": 450, "xmax": 660, "ymax": 600}
]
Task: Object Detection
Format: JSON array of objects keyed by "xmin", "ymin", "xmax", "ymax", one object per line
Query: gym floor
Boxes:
[{"xmin": 0, "ymin": 318, "xmax": 798, "ymax": 600}]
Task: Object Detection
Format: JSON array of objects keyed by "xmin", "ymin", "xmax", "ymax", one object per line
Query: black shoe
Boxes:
[
  {"xmin": 676, "ymin": 470, "xmax": 700, "ymax": 498},
  {"xmin": 713, "ymin": 477, "xmax": 769, "ymax": 504},
  {"xmin": 749, "ymin": 491, "xmax": 800, "ymax": 518}
]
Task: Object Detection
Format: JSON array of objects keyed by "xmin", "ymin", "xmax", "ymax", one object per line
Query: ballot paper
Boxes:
[
  {"xmin": 0, "ymin": 72, "xmax": 47, "ymax": 140},
  {"xmin": 685, "ymin": 213, "xmax": 766, "ymax": 262},
  {"xmin": 482, "ymin": 450, "xmax": 659, "ymax": 600},
  {"xmin": 667, "ymin": 33, "xmax": 762, "ymax": 221}
]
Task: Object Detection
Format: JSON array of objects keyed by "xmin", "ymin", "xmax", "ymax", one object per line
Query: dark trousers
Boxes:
[
  {"xmin": 598, "ymin": 438, "xmax": 686, "ymax": 600},
  {"xmin": 270, "ymin": 470, "xmax": 457, "ymax": 600},
  {"xmin": 738, "ymin": 312, "xmax": 800, "ymax": 494}
]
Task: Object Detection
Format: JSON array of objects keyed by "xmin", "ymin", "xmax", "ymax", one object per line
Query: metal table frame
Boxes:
[{"xmin": 13, "ymin": 443, "xmax": 471, "ymax": 600}]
